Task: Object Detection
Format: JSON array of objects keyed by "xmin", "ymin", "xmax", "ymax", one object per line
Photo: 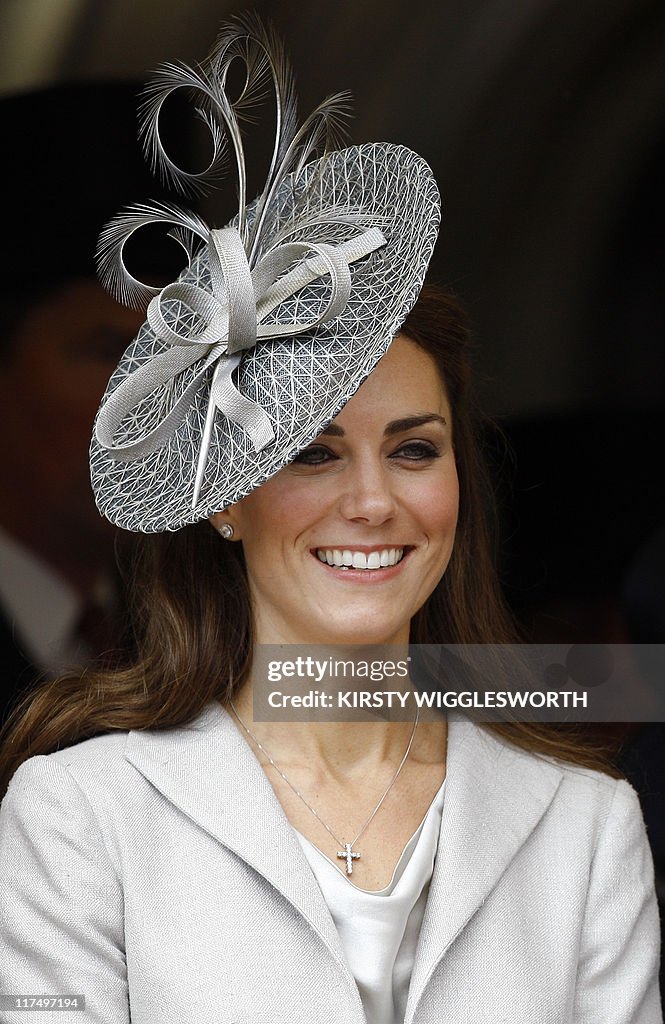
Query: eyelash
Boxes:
[{"xmin": 293, "ymin": 440, "xmax": 441, "ymax": 466}]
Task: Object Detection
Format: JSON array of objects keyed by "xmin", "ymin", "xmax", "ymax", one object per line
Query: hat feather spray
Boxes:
[{"xmin": 91, "ymin": 12, "xmax": 440, "ymax": 532}]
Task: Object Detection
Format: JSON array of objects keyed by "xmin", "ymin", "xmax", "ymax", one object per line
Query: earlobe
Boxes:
[{"xmin": 209, "ymin": 512, "xmax": 238, "ymax": 540}]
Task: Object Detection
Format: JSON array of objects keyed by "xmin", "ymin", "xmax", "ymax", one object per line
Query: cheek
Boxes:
[
  {"xmin": 236, "ymin": 477, "xmax": 322, "ymax": 557},
  {"xmin": 418, "ymin": 467, "xmax": 460, "ymax": 543}
]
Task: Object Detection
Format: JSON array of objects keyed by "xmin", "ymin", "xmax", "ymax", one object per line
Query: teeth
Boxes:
[{"xmin": 315, "ymin": 547, "xmax": 405, "ymax": 570}]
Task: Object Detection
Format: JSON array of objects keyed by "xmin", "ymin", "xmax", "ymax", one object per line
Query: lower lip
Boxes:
[{"xmin": 311, "ymin": 550, "xmax": 412, "ymax": 582}]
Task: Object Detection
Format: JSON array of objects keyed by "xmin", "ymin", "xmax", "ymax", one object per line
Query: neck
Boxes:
[{"xmin": 231, "ymin": 678, "xmax": 442, "ymax": 780}]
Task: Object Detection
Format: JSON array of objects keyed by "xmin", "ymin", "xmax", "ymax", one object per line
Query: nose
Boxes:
[{"xmin": 338, "ymin": 456, "xmax": 398, "ymax": 525}]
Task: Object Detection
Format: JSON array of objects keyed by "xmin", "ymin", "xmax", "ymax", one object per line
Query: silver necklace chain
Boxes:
[{"xmin": 230, "ymin": 701, "xmax": 420, "ymax": 875}]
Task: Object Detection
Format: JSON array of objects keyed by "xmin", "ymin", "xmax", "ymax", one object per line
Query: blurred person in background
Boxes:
[{"xmin": 0, "ymin": 83, "xmax": 187, "ymax": 720}]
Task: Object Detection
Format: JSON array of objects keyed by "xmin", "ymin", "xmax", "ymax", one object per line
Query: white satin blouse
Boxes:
[{"xmin": 295, "ymin": 779, "xmax": 446, "ymax": 1024}]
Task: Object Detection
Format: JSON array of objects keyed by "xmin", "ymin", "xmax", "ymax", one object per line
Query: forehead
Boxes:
[{"xmin": 331, "ymin": 334, "xmax": 449, "ymax": 428}]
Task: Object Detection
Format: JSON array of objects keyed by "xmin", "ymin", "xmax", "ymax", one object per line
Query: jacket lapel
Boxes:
[
  {"xmin": 405, "ymin": 714, "xmax": 564, "ymax": 1023},
  {"xmin": 124, "ymin": 702, "xmax": 348, "ymax": 967}
]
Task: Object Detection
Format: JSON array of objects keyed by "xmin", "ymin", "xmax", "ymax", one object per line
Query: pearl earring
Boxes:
[{"xmin": 217, "ymin": 522, "xmax": 235, "ymax": 540}]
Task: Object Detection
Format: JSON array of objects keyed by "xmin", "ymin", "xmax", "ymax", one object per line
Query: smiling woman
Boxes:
[
  {"xmin": 209, "ymin": 337, "xmax": 459, "ymax": 647},
  {"xmin": 0, "ymin": 15, "xmax": 661, "ymax": 1024}
]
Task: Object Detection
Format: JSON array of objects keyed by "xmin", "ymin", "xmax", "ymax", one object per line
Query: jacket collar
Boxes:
[{"xmin": 125, "ymin": 703, "xmax": 563, "ymax": 1015}]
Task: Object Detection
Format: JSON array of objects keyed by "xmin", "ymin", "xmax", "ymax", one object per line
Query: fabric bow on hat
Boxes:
[{"xmin": 91, "ymin": 14, "xmax": 440, "ymax": 533}]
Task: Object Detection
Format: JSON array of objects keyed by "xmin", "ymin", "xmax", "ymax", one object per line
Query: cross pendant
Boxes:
[{"xmin": 337, "ymin": 842, "xmax": 360, "ymax": 875}]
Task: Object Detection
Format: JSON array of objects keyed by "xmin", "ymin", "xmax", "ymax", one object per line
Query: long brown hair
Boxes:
[{"xmin": 0, "ymin": 284, "xmax": 621, "ymax": 795}]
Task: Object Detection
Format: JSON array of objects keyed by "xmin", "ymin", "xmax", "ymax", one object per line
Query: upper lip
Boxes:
[{"xmin": 312, "ymin": 544, "xmax": 411, "ymax": 553}]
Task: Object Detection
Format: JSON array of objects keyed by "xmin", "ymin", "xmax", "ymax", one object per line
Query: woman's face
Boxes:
[{"xmin": 210, "ymin": 335, "xmax": 459, "ymax": 645}]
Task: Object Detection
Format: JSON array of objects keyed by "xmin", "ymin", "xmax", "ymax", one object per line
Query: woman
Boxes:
[{"xmin": 0, "ymin": 16, "xmax": 661, "ymax": 1024}]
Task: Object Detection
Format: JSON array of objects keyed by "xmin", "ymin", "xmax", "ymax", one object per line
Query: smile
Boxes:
[{"xmin": 315, "ymin": 548, "xmax": 405, "ymax": 570}]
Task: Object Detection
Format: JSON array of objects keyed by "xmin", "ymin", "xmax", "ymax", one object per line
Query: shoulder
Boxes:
[
  {"xmin": 0, "ymin": 708, "xmax": 226, "ymax": 880},
  {"xmin": 2, "ymin": 704, "xmax": 221, "ymax": 818},
  {"xmin": 470, "ymin": 721, "xmax": 644, "ymax": 834},
  {"xmin": 1, "ymin": 733, "xmax": 137, "ymax": 864},
  {"xmin": 4, "ymin": 730, "xmax": 133, "ymax": 805},
  {"xmin": 461, "ymin": 720, "xmax": 639, "ymax": 823},
  {"xmin": 3, "ymin": 729, "xmax": 128, "ymax": 792},
  {"xmin": 3, "ymin": 700, "xmax": 229, "ymax": 802}
]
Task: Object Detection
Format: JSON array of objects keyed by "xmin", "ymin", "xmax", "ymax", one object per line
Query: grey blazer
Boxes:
[{"xmin": 0, "ymin": 703, "xmax": 661, "ymax": 1023}]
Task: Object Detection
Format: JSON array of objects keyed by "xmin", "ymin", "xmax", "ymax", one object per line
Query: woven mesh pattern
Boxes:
[{"xmin": 90, "ymin": 143, "xmax": 440, "ymax": 532}]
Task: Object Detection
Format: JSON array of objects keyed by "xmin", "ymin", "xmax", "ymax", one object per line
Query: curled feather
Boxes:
[
  {"xmin": 96, "ymin": 201, "xmax": 210, "ymax": 309},
  {"xmin": 290, "ymin": 92, "xmax": 353, "ymax": 176},
  {"xmin": 248, "ymin": 91, "xmax": 352, "ymax": 263},
  {"xmin": 211, "ymin": 11, "xmax": 298, "ymax": 157},
  {"xmin": 210, "ymin": 12, "xmax": 299, "ymax": 251},
  {"xmin": 138, "ymin": 62, "xmax": 229, "ymax": 198},
  {"xmin": 99, "ymin": 14, "xmax": 360, "ymax": 309}
]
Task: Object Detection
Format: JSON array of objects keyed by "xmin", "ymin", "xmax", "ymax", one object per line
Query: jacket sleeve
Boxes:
[
  {"xmin": 573, "ymin": 777, "xmax": 663, "ymax": 1023},
  {"xmin": 0, "ymin": 756, "xmax": 130, "ymax": 1024}
]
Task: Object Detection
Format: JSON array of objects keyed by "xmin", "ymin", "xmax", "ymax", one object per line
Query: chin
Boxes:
[{"xmin": 309, "ymin": 617, "xmax": 409, "ymax": 648}]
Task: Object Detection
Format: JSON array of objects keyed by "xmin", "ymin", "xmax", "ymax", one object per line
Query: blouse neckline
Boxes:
[{"xmin": 294, "ymin": 776, "xmax": 446, "ymax": 895}]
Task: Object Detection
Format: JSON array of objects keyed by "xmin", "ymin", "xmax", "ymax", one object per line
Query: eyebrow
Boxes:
[{"xmin": 320, "ymin": 413, "xmax": 448, "ymax": 437}]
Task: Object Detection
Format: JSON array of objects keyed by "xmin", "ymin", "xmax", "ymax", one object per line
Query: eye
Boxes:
[
  {"xmin": 392, "ymin": 440, "xmax": 441, "ymax": 461},
  {"xmin": 292, "ymin": 444, "xmax": 338, "ymax": 466}
]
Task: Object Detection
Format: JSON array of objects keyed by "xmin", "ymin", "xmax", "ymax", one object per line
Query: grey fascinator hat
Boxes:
[{"xmin": 90, "ymin": 14, "xmax": 441, "ymax": 533}]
